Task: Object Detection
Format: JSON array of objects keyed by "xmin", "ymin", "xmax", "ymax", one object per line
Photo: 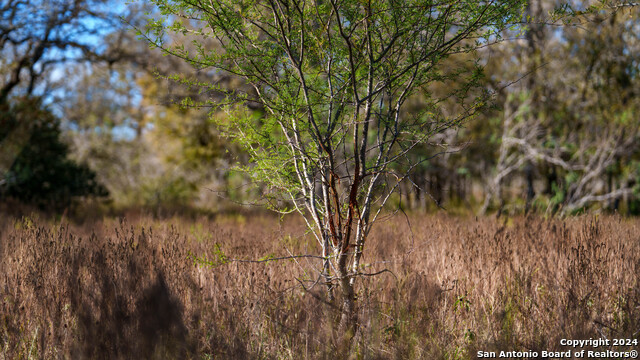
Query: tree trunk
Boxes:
[
  {"xmin": 525, "ymin": 161, "xmax": 535, "ymax": 213},
  {"xmin": 337, "ymin": 267, "xmax": 356, "ymax": 339},
  {"xmin": 322, "ymin": 235, "xmax": 335, "ymax": 303}
]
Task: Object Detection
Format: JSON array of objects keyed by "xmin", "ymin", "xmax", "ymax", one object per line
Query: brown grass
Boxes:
[{"xmin": 0, "ymin": 211, "xmax": 638, "ymax": 359}]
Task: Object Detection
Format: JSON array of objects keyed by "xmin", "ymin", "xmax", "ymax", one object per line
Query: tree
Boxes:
[
  {"xmin": 141, "ymin": 0, "xmax": 526, "ymax": 335},
  {"xmin": 479, "ymin": 1, "xmax": 640, "ymax": 216},
  {"xmin": 0, "ymin": 0, "xmax": 132, "ymax": 203},
  {"xmin": 56, "ymin": 29, "xmax": 251, "ymax": 209},
  {"xmin": 0, "ymin": 97, "xmax": 107, "ymax": 209},
  {"xmin": 0, "ymin": 0, "xmax": 129, "ymax": 103}
]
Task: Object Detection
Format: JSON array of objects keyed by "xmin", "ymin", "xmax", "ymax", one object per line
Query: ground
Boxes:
[{"xmin": 1, "ymin": 210, "xmax": 638, "ymax": 359}]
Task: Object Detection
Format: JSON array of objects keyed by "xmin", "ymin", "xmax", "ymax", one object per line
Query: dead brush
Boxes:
[
  {"xmin": 0, "ymin": 217, "xmax": 197, "ymax": 359},
  {"xmin": 0, "ymin": 212, "xmax": 638, "ymax": 359}
]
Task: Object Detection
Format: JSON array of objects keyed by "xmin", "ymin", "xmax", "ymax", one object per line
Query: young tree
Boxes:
[{"xmin": 141, "ymin": 0, "xmax": 525, "ymax": 332}]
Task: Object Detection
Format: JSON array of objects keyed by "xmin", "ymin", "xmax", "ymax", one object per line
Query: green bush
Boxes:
[{"xmin": 0, "ymin": 97, "xmax": 107, "ymax": 210}]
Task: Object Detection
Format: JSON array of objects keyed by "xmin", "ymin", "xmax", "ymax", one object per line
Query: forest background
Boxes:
[{"xmin": 2, "ymin": 0, "xmax": 639, "ymax": 218}]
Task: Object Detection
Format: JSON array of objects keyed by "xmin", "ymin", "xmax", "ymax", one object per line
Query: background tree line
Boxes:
[
  {"xmin": 1, "ymin": 0, "xmax": 639, "ymax": 216},
  {"xmin": 393, "ymin": 0, "xmax": 640, "ymax": 216}
]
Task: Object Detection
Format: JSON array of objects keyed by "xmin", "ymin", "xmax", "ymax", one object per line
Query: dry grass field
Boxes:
[{"xmin": 0, "ymin": 210, "xmax": 638, "ymax": 359}]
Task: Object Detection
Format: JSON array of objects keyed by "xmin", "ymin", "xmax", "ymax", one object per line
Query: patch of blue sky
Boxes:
[
  {"xmin": 33, "ymin": 0, "xmax": 150, "ymax": 140},
  {"xmin": 111, "ymin": 124, "xmax": 138, "ymax": 141}
]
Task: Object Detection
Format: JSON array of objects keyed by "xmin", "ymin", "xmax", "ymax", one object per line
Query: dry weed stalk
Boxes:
[{"xmin": 0, "ymin": 212, "xmax": 638, "ymax": 359}]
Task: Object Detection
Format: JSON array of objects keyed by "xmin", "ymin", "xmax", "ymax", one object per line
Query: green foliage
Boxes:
[
  {"xmin": 0, "ymin": 98, "xmax": 108, "ymax": 210},
  {"xmin": 140, "ymin": 175, "xmax": 197, "ymax": 207},
  {"xmin": 190, "ymin": 243, "xmax": 229, "ymax": 268},
  {"xmin": 454, "ymin": 293, "xmax": 472, "ymax": 313},
  {"xmin": 139, "ymin": 0, "xmax": 526, "ymax": 216}
]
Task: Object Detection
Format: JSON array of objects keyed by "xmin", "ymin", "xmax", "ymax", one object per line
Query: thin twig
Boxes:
[{"xmin": 226, "ymin": 254, "xmax": 326, "ymax": 264}]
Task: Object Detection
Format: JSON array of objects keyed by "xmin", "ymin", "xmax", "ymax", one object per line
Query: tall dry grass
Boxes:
[{"xmin": 0, "ymin": 211, "xmax": 638, "ymax": 359}]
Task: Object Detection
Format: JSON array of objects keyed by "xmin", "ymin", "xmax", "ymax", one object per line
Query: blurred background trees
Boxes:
[
  {"xmin": 1, "ymin": 0, "xmax": 250, "ymax": 211},
  {"xmin": 1, "ymin": 0, "xmax": 639, "ymax": 216},
  {"xmin": 478, "ymin": 0, "xmax": 640, "ymax": 216},
  {"xmin": 0, "ymin": 0, "xmax": 125, "ymax": 208},
  {"xmin": 0, "ymin": 97, "xmax": 107, "ymax": 209}
]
